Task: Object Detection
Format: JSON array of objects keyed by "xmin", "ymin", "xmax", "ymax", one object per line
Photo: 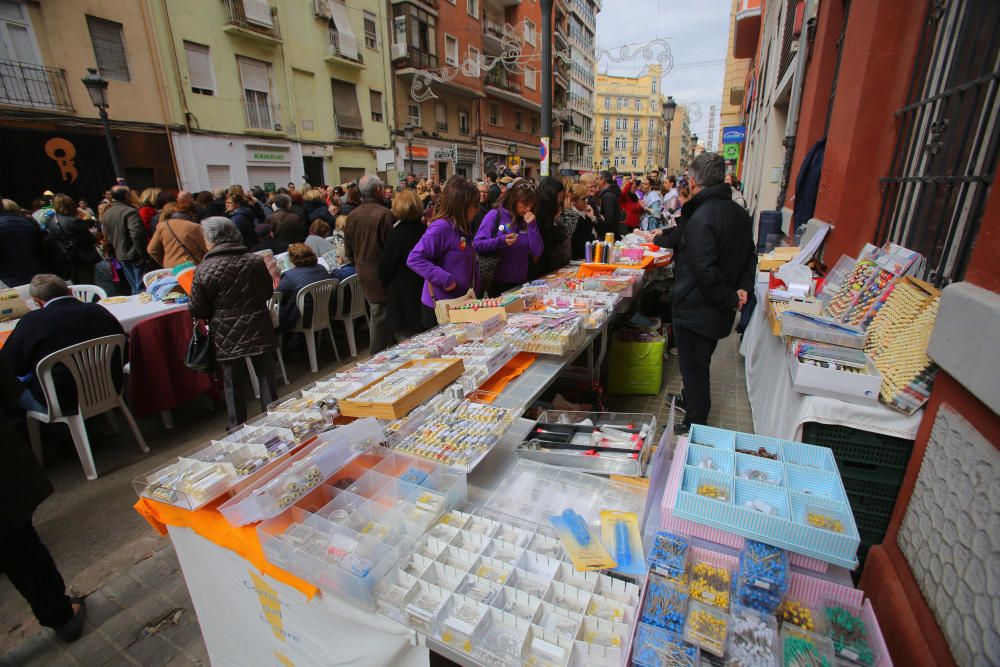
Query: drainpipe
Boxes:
[
  {"xmin": 142, "ymin": 0, "xmax": 183, "ymax": 186},
  {"xmin": 775, "ymin": 0, "xmax": 817, "ymax": 215}
]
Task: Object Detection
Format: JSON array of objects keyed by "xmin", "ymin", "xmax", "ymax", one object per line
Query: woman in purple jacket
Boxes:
[
  {"xmin": 407, "ymin": 178, "xmax": 480, "ymax": 330},
  {"xmin": 473, "ymin": 182, "xmax": 543, "ymax": 296}
]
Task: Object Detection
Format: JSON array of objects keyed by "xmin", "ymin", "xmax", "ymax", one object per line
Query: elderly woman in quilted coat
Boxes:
[{"xmin": 189, "ymin": 217, "xmax": 277, "ymax": 427}]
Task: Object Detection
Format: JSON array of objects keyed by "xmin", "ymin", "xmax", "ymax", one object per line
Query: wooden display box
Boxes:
[
  {"xmin": 758, "ymin": 246, "xmax": 801, "ymax": 271},
  {"xmin": 765, "ymin": 299, "xmax": 787, "ymax": 336},
  {"xmin": 447, "ymin": 297, "xmax": 525, "ymax": 323},
  {"xmin": 338, "ymin": 358, "xmax": 465, "ymax": 419}
]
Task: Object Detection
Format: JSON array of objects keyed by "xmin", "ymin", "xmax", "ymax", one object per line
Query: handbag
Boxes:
[{"xmin": 184, "ymin": 318, "xmax": 214, "ymax": 372}]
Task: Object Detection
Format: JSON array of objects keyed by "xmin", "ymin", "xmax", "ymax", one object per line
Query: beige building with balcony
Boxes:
[
  {"xmin": 0, "ymin": 0, "xmax": 177, "ymax": 205},
  {"xmin": 593, "ymin": 64, "xmax": 668, "ymax": 174},
  {"xmin": 147, "ymin": 0, "xmax": 397, "ymax": 190}
]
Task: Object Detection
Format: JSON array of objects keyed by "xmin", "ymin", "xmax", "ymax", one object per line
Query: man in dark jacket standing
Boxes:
[
  {"xmin": 268, "ymin": 194, "xmax": 306, "ymax": 245},
  {"xmin": 596, "ymin": 171, "xmax": 622, "ymax": 240},
  {"xmin": 0, "ymin": 203, "xmax": 44, "ymax": 287},
  {"xmin": 345, "ymin": 174, "xmax": 395, "ymax": 354},
  {"xmin": 671, "ymin": 152, "xmax": 756, "ymax": 435},
  {"xmin": 101, "ymin": 186, "xmax": 148, "ymax": 294}
]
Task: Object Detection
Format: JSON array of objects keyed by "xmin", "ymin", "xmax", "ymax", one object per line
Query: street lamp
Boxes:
[
  {"xmin": 663, "ymin": 96, "xmax": 677, "ymax": 173},
  {"xmin": 82, "ymin": 67, "xmax": 123, "ymax": 181},
  {"xmin": 691, "ymin": 134, "xmax": 699, "ymax": 160},
  {"xmin": 403, "ymin": 123, "xmax": 415, "ymax": 177}
]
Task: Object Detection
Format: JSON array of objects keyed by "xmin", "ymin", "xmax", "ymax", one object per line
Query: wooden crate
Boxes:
[
  {"xmin": 338, "ymin": 358, "xmax": 465, "ymax": 419},
  {"xmin": 447, "ymin": 297, "xmax": 525, "ymax": 323},
  {"xmin": 765, "ymin": 299, "xmax": 788, "ymax": 336}
]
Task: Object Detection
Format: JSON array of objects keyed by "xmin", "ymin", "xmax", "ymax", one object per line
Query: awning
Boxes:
[
  {"xmin": 328, "ymin": 0, "xmax": 359, "ymax": 61},
  {"xmin": 331, "ymin": 80, "xmax": 364, "ymax": 130}
]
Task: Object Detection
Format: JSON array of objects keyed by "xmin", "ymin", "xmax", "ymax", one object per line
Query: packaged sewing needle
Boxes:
[
  {"xmin": 599, "ymin": 510, "xmax": 645, "ymax": 576},
  {"xmin": 549, "ymin": 509, "xmax": 616, "ymax": 572}
]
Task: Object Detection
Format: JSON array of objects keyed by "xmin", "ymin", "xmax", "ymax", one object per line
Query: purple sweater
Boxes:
[
  {"xmin": 407, "ymin": 218, "xmax": 478, "ymax": 308},
  {"xmin": 472, "ymin": 208, "xmax": 543, "ymax": 285}
]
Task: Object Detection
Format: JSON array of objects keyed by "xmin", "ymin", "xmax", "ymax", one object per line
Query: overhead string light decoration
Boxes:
[{"xmin": 596, "ymin": 38, "xmax": 674, "ymax": 74}]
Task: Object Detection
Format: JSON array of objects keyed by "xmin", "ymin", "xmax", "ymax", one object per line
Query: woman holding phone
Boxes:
[{"xmin": 473, "ymin": 181, "xmax": 542, "ymax": 296}]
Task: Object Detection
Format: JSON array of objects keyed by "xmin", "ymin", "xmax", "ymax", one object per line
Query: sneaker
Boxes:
[{"xmin": 55, "ymin": 597, "xmax": 86, "ymax": 643}]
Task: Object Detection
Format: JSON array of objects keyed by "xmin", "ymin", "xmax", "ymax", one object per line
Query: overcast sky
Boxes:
[{"xmin": 594, "ymin": 0, "xmax": 730, "ymax": 148}]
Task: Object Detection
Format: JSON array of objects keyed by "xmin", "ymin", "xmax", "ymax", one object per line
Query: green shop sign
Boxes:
[{"xmin": 252, "ymin": 151, "xmax": 287, "ymax": 161}]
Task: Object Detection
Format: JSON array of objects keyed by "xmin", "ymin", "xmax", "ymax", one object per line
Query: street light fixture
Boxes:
[
  {"xmin": 403, "ymin": 123, "xmax": 415, "ymax": 177},
  {"xmin": 82, "ymin": 67, "xmax": 123, "ymax": 181},
  {"xmin": 663, "ymin": 95, "xmax": 677, "ymax": 172}
]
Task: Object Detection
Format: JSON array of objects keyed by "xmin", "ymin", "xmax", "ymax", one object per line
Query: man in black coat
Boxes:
[
  {"xmin": 0, "ymin": 205, "xmax": 44, "ymax": 287},
  {"xmin": 0, "ymin": 355, "xmax": 86, "ymax": 641},
  {"xmin": 671, "ymin": 152, "xmax": 756, "ymax": 434},
  {"xmin": 1, "ymin": 274, "xmax": 125, "ymax": 412},
  {"xmin": 596, "ymin": 170, "xmax": 622, "ymax": 240}
]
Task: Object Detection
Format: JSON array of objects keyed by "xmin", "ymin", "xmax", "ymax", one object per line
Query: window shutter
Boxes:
[
  {"xmin": 239, "ymin": 58, "xmax": 270, "ymax": 93},
  {"xmin": 184, "ymin": 42, "xmax": 213, "ymax": 91},
  {"xmin": 331, "ymin": 80, "xmax": 363, "ymax": 130},
  {"xmin": 328, "ymin": 1, "xmax": 359, "ymax": 61},
  {"xmin": 86, "ymin": 16, "xmax": 130, "ymax": 82}
]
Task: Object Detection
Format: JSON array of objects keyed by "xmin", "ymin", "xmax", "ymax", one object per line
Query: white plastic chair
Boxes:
[
  {"xmin": 333, "ymin": 274, "xmax": 368, "ymax": 357},
  {"xmin": 25, "ymin": 334, "xmax": 148, "ymax": 481},
  {"xmin": 142, "ymin": 269, "xmax": 172, "ymax": 289},
  {"xmin": 71, "ymin": 284, "xmax": 107, "ymax": 303},
  {"xmin": 248, "ymin": 291, "xmax": 290, "ymax": 397},
  {"xmin": 291, "ymin": 279, "xmax": 340, "ymax": 372}
]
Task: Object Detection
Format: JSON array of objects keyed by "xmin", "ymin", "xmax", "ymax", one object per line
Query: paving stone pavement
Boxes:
[
  {"xmin": 0, "ymin": 326, "xmax": 751, "ymax": 667},
  {"xmin": 0, "ymin": 542, "xmax": 207, "ymax": 667}
]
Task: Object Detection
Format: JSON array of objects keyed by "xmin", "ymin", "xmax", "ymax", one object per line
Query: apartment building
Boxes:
[
  {"xmin": 592, "ymin": 64, "xmax": 667, "ymax": 174},
  {"xmin": 560, "ymin": 0, "xmax": 598, "ymax": 174},
  {"xmin": 0, "ymin": 0, "xmax": 177, "ymax": 206},
  {"xmin": 665, "ymin": 104, "xmax": 688, "ymax": 176},
  {"xmin": 149, "ymin": 0, "xmax": 397, "ymax": 190},
  {"xmin": 717, "ymin": 0, "xmax": 752, "ymax": 175}
]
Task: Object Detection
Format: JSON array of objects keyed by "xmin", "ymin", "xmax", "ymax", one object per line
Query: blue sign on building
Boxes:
[{"xmin": 722, "ymin": 126, "xmax": 747, "ymax": 143}]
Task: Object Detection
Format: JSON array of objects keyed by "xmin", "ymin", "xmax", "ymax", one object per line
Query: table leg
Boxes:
[{"xmin": 160, "ymin": 410, "xmax": 174, "ymax": 429}]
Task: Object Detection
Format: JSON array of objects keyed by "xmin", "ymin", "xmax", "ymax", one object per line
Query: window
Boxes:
[
  {"xmin": 435, "ymin": 102, "xmax": 447, "ymax": 131},
  {"xmin": 602, "ymin": 118, "xmax": 610, "ymax": 132},
  {"xmin": 649, "ymin": 118, "xmax": 654, "ymax": 131},
  {"xmin": 444, "ymin": 34, "xmax": 458, "ymax": 66},
  {"xmin": 524, "ymin": 67, "xmax": 536, "ymax": 91},
  {"xmin": 651, "ymin": 79, "xmax": 657, "ymax": 93},
  {"xmin": 489, "ymin": 102, "xmax": 501, "ymax": 126},
  {"xmin": 458, "ymin": 108, "xmax": 469, "ymax": 134},
  {"xmin": 239, "ymin": 57, "xmax": 273, "ymax": 129},
  {"xmin": 363, "ymin": 11, "xmax": 378, "ymax": 49},
  {"xmin": 514, "ymin": 111, "xmax": 523, "ymax": 131},
  {"xmin": 530, "ymin": 116, "xmax": 537, "ymax": 135},
  {"xmin": 634, "ymin": 98, "xmax": 641, "ymax": 111},
  {"xmin": 524, "ymin": 20, "xmax": 536, "ymax": 46},
  {"xmin": 602, "ymin": 138, "xmax": 609, "ymax": 151},
  {"xmin": 632, "ymin": 139, "xmax": 639, "ymax": 152},
  {"xmin": 604, "ymin": 97, "xmax": 610, "ymax": 109},
  {"xmin": 633, "ymin": 119, "xmax": 640, "ymax": 131},
  {"xmin": 183, "ymin": 41, "xmax": 214, "ymax": 95},
  {"xmin": 632, "ymin": 157, "xmax": 638, "ymax": 168},
  {"xmin": 467, "ymin": 46, "xmax": 480, "ymax": 74},
  {"xmin": 86, "ymin": 16, "xmax": 129, "ymax": 81},
  {"xmin": 331, "ymin": 79, "xmax": 364, "ymax": 139},
  {"xmin": 408, "ymin": 102, "xmax": 421, "ymax": 126},
  {"xmin": 650, "ymin": 99, "xmax": 657, "ymax": 111},
  {"xmin": 370, "ymin": 90, "xmax": 383, "ymax": 122},
  {"xmin": 467, "ymin": 0, "xmax": 478, "ymax": 18},
  {"xmin": 647, "ymin": 140, "xmax": 653, "ymax": 151}
]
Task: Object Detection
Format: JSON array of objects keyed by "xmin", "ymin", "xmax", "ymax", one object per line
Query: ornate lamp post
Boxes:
[
  {"xmin": 663, "ymin": 96, "xmax": 677, "ymax": 173},
  {"xmin": 82, "ymin": 67, "xmax": 123, "ymax": 180}
]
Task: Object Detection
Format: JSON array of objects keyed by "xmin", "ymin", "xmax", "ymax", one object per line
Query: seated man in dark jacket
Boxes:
[
  {"xmin": 670, "ymin": 152, "xmax": 756, "ymax": 435},
  {"xmin": 1, "ymin": 274, "xmax": 125, "ymax": 412}
]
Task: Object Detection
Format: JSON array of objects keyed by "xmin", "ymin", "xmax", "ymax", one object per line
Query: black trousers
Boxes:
[
  {"xmin": 0, "ymin": 523, "xmax": 73, "ymax": 629},
  {"xmin": 421, "ymin": 305, "xmax": 438, "ymax": 331},
  {"xmin": 673, "ymin": 324, "xmax": 719, "ymax": 427},
  {"xmin": 221, "ymin": 354, "xmax": 277, "ymax": 427}
]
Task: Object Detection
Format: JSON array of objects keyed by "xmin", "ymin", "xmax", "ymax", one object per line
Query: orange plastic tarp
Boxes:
[
  {"xmin": 576, "ymin": 254, "xmax": 654, "ymax": 278},
  {"xmin": 473, "ymin": 352, "xmax": 536, "ymax": 402},
  {"xmin": 134, "ymin": 497, "xmax": 319, "ymax": 598}
]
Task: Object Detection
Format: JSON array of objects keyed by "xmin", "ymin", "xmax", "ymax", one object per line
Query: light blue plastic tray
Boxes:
[{"xmin": 673, "ymin": 426, "xmax": 860, "ymax": 569}]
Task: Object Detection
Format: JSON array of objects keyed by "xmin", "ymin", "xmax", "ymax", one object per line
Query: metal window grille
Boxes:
[
  {"xmin": 876, "ymin": 0, "xmax": 1000, "ymax": 285},
  {"xmin": 777, "ymin": 0, "xmax": 799, "ymax": 82}
]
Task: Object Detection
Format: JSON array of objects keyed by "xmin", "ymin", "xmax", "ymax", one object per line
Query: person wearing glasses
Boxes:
[
  {"xmin": 473, "ymin": 181, "xmax": 542, "ymax": 296},
  {"xmin": 407, "ymin": 178, "xmax": 481, "ymax": 330}
]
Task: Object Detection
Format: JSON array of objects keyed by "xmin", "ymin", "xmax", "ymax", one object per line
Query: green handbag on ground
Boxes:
[{"xmin": 608, "ymin": 331, "xmax": 664, "ymax": 395}]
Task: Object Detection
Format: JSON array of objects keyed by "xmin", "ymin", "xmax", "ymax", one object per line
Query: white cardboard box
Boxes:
[{"xmin": 786, "ymin": 350, "xmax": 882, "ymax": 406}]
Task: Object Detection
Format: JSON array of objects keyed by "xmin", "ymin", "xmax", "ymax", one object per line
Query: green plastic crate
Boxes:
[
  {"xmin": 836, "ymin": 459, "xmax": 906, "ymax": 487},
  {"xmin": 802, "ymin": 423, "xmax": 915, "ymax": 470},
  {"xmin": 852, "ymin": 508, "xmax": 893, "ymax": 535},
  {"xmin": 847, "ymin": 493, "xmax": 896, "ymax": 522}
]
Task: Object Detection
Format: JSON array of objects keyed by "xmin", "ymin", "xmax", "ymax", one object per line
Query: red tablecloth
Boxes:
[{"xmin": 128, "ymin": 309, "xmax": 219, "ymax": 418}]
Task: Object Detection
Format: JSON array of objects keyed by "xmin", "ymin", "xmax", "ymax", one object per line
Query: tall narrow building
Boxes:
[{"xmin": 560, "ymin": 0, "xmax": 598, "ymax": 174}]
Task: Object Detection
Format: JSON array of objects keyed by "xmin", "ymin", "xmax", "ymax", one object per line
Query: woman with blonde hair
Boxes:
[{"xmin": 379, "ymin": 190, "xmax": 428, "ymax": 337}]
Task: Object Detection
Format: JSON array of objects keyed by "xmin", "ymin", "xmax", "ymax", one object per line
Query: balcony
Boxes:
[
  {"xmin": 223, "ymin": 0, "xmax": 282, "ymax": 44},
  {"xmin": 243, "ymin": 96, "xmax": 281, "ymax": 131},
  {"xmin": 566, "ymin": 127, "xmax": 594, "ymax": 143},
  {"xmin": 325, "ymin": 30, "xmax": 365, "ymax": 67},
  {"xmin": 485, "ymin": 70, "xmax": 521, "ymax": 95},
  {"xmin": 485, "ymin": 0, "xmax": 521, "ymax": 8},
  {"xmin": 394, "ymin": 46, "xmax": 438, "ymax": 70},
  {"xmin": 482, "ymin": 19, "xmax": 504, "ymax": 53},
  {"xmin": 554, "ymin": 28, "xmax": 569, "ymax": 50},
  {"xmin": 0, "ymin": 60, "xmax": 73, "ymax": 112},
  {"xmin": 632, "ymin": 128, "xmax": 642, "ymax": 137},
  {"xmin": 337, "ymin": 127, "xmax": 364, "ymax": 141},
  {"xmin": 734, "ymin": 0, "xmax": 762, "ymax": 59}
]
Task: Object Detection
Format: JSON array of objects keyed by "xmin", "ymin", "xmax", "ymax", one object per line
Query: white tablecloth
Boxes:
[
  {"xmin": 99, "ymin": 297, "xmax": 188, "ymax": 332},
  {"xmin": 740, "ymin": 279, "xmax": 923, "ymax": 441}
]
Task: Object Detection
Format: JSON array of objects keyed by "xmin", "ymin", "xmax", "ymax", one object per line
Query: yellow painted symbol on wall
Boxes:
[
  {"xmin": 274, "ymin": 650, "xmax": 296, "ymax": 667},
  {"xmin": 44, "ymin": 138, "xmax": 78, "ymax": 183},
  {"xmin": 248, "ymin": 570, "xmax": 285, "ymax": 640}
]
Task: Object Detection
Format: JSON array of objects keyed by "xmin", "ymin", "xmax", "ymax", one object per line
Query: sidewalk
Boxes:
[{"xmin": 1, "ymin": 333, "xmax": 751, "ymax": 666}]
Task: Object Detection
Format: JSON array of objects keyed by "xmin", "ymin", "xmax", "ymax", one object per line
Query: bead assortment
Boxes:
[
  {"xmin": 824, "ymin": 603, "xmax": 876, "ymax": 666},
  {"xmin": 394, "ymin": 398, "xmax": 516, "ymax": 469},
  {"xmin": 641, "ymin": 574, "xmax": 689, "ymax": 633},
  {"xmin": 682, "ymin": 600, "xmax": 729, "ymax": 657},
  {"xmin": 689, "ymin": 562, "xmax": 731, "ymax": 610},
  {"xmin": 352, "ymin": 360, "xmax": 452, "ymax": 403},
  {"xmin": 501, "ymin": 313, "xmax": 586, "ymax": 356}
]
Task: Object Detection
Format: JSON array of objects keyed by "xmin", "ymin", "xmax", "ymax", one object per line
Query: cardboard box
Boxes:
[
  {"xmin": 447, "ymin": 297, "xmax": 525, "ymax": 323},
  {"xmin": 338, "ymin": 358, "xmax": 465, "ymax": 419},
  {"xmin": 787, "ymin": 350, "xmax": 881, "ymax": 406},
  {"xmin": 758, "ymin": 246, "xmax": 801, "ymax": 271},
  {"xmin": 765, "ymin": 299, "xmax": 786, "ymax": 336},
  {"xmin": 785, "ymin": 296, "xmax": 823, "ymax": 315},
  {"xmin": 0, "ymin": 288, "xmax": 30, "ymax": 321}
]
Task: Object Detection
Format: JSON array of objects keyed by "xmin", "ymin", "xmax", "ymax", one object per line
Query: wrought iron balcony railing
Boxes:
[{"xmin": 0, "ymin": 59, "xmax": 73, "ymax": 111}]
